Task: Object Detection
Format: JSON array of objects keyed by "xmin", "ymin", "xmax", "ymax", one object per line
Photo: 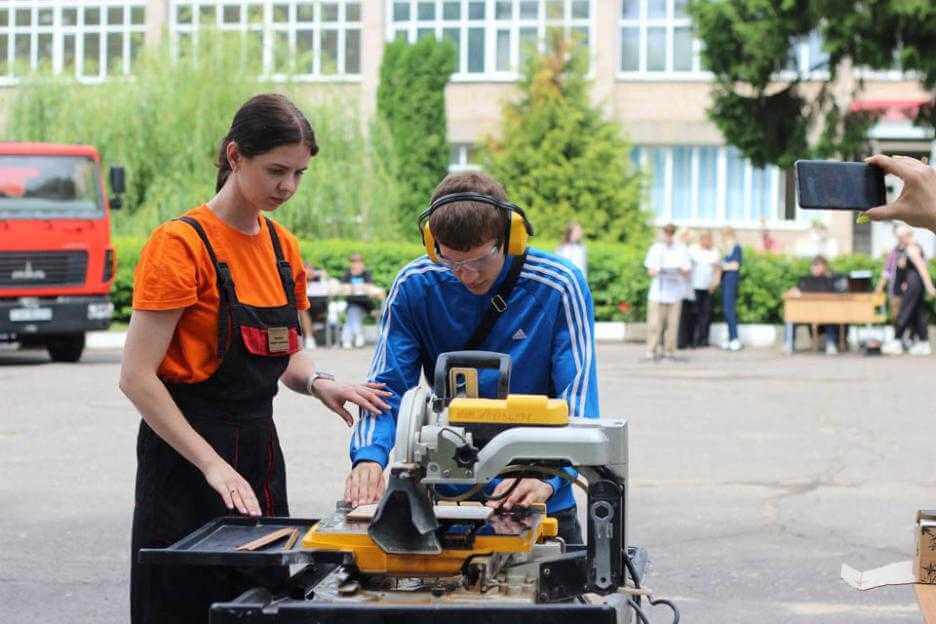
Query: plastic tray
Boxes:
[{"xmin": 138, "ymin": 516, "xmax": 322, "ymax": 567}]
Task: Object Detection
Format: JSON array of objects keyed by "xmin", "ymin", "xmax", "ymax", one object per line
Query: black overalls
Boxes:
[{"xmin": 130, "ymin": 216, "xmax": 302, "ymax": 624}]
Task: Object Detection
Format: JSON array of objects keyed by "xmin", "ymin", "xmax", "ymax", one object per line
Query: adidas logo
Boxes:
[{"xmin": 512, "ymin": 328, "xmax": 527, "ymax": 340}]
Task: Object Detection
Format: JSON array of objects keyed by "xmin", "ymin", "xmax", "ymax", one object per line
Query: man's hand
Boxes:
[
  {"xmin": 344, "ymin": 461, "xmax": 385, "ymax": 508},
  {"xmin": 863, "ymin": 155, "xmax": 936, "ymax": 232},
  {"xmin": 485, "ymin": 478, "xmax": 554, "ymax": 511}
]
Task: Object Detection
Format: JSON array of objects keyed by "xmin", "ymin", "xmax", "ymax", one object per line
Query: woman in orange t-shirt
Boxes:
[{"xmin": 119, "ymin": 94, "xmax": 390, "ymax": 624}]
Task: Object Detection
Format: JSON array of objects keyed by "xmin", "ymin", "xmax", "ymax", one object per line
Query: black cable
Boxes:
[
  {"xmin": 431, "ymin": 483, "xmax": 485, "ymax": 502},
  {"xmin": 622, "ymin": 546, "xmax": 680, "ymax": 624},
  {"xmin": 483, "ymin": 476, "xmax": 523, "ymax": 503},
  {"xmin": 627, "ymin": 598, "xmax": 651, "ymax": 624},
  {"xmin": 648, "ymin": 597, "xmax": 680, "ymax": 624},
  {"xmin": 622, "ymin": 549, "xmax": 642, "ymax": 589}
]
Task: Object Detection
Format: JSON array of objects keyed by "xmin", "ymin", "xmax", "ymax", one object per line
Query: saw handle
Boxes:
[{"xmin": 433, "ymin": 351, "xmax": 511, "ymax": 402}]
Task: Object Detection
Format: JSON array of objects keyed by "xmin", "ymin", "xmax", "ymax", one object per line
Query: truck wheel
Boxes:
[{"xmin": 47, "ymin": 334, "xmax": 85, "ymax": 363}]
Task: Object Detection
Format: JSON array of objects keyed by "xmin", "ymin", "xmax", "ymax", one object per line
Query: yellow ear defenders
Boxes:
[{"xmin": 418, "ymin": 192, "xmax": 535, "ymax": 263}]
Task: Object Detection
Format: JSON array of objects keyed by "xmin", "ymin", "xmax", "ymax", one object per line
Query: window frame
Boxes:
[
  {"xmin": 0, "ymin": 0, "xmax": 147, "ymax": 85},
  {"xmin": 617, "ymin": 0, "xmax": 708, "ymax": 81},
  {"xmin": 448, "ymin": 142, "xmax": 481, "ymax": 172},
  {"xmin": 169, "ymin": 0, "xmax": 363, "ymax": 82},
  {"xmin": 632, "ymin": 144, "xmax": 800, "ymax": 228},
  {"xmin": 387, "ymin": 0, "xmax": 595, "ymax": 83}
]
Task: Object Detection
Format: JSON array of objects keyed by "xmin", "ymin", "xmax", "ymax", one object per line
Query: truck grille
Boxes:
[{"xmin": 0, "ymin": 251, "xmax": 89, "ymax": 287}]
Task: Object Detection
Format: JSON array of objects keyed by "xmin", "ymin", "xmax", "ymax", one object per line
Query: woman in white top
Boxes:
[
  {"xmin": 556, "ymin": 222, "xmax": 588, "ymax": 278},
  {"xmin": 688, "ymin": 231, "xmax": 721, "ymax": 347}
]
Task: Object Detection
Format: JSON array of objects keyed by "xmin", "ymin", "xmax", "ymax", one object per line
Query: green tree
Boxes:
[
  {"xmin": 689, "ymin": 0, "xmax": 936, "ymax": 169},
  {"xmin": 376, "ymin": 37, "xmax": 456, "ymax": 220},
  {"xmin": 481, "ymin": 34, "xmax": 647, "ymax": 244},
  {"xmin": 5, "ymin": 32, "xmax": 403, "ymax": 240}
]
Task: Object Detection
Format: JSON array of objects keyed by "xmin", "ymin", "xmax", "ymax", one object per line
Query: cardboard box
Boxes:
[
  {"xmin": 916, "ymin": 510, "xmax": 936, "ymax": 584},
  {"xmin": 842, "ymin": 509, "xmax": 936, "ymax": 591}
]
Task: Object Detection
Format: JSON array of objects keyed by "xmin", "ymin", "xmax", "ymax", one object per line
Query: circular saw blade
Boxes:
[{"xmin": 392, "ymin": 386, "xmax": 430, "ymax": 464}]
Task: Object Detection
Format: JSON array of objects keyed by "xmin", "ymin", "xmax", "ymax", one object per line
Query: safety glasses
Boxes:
[{"xmin": 437, "ymin": 245, "xmax": 500, "ymax": 273}]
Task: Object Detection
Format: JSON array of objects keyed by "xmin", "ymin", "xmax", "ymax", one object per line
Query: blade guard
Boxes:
[{"xmin": 368, "ymin": 468, "xmax": 441, "ymax": 555}]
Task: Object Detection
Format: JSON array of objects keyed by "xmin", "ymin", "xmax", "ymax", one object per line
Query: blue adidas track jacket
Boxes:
[{"xmin": 350, "ymin": 248, "xmax": 600, "ymax": 513}]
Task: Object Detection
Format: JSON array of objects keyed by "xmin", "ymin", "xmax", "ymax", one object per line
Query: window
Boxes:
[
  {"xmin": 449, "ymin": 143, "xmax": 481, "ymax": 172},
  {"xmin": 0, "ymin": 1, "xmax": 147, "ymax": 83},
  {"xmin": 783, "ymin": 30, "xmax": 829, "ymax": 77},
  {"xmin": 619, "ymin": 0, "xmax": 704, "ymax": 76},
  {"xmin": 389, "ymin": 0, "xmax": 593, "ymax": 80},
  {"xmin": 170, "ymin": 0, "xmax": 362, "ymax": 79},
  {"xmin": 633, "ymin": 145, "xmax": 787, "ymax": 224}
]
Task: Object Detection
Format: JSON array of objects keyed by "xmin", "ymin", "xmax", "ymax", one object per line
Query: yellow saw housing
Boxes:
[
  {"xmin": 302, "ymin": 506, "xmax": 559, "ymax": 576},
  {"xmin": 447, "ymin": 394, "xmax": 569, "ymax": 426}
]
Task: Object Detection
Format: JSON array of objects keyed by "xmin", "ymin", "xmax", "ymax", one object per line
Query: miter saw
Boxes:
[{"xmin": 140, "ymin": 351, "xmax": 678, "ymax": 624}]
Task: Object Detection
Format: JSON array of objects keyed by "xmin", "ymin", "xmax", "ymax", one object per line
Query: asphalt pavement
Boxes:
[{"xmin": 0, "ymin": 343, "xmax": 930, "ymax": 622}]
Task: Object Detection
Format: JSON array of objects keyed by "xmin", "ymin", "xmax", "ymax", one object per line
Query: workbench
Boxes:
[{"xmin": 783, "ymin": 291, "xmax": 886, "ymax": 351}]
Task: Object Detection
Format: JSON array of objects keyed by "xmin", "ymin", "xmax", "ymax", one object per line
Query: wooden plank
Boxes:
[
  {"xmin": 235, "ymin": 527, "xmax": 296, "ymax": 552},
  {"xmin": 916, "ymin": 584, "xmax": 936, "ymax": 624},
  {"xmin": 283, "ymin": 528, "xmax": 300, "ymax": 551}
]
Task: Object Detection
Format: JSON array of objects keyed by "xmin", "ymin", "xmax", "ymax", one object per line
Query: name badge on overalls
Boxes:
[{"xmin": 267, "ymin": 327, "xmax": 290, "ymax": 353}]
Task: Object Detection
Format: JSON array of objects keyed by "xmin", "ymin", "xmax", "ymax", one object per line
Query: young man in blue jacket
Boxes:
[{"xmin": 343, "ymin": 171, "xmax": 599, "ymax": 542}]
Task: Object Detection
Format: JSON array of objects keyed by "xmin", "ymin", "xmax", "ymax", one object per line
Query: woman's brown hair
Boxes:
[{"xmin": 215, "ymin": 93, "xmax": 319, "ymax": 192}]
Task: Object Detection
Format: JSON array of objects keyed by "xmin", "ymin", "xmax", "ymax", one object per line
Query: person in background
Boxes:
[
  {"xmin": 875, "ymin": 224, "xmax": 906, "ymax": 327},
  {"xmin": 299, "ymin": 261, "xmax": 329, "ymax": 349},
  {"xmin": 783, "ymin": 255, "xmax": 841, "ymax": 355},
  {"xmin": 644, "ymin": 223, "xmax": 691, "ymax": 360},
  {"xmin": 556, "ymin": 221, "xmax": 588, "ymax": 278},
  {"xmin": 341, "ymin": 253, "xmax": 373, "ymax": 349},
  {"xmin": 689, "ymin": 230, "xmax": 721, "ymax": 347},
  {"xmin": 720, "ymin": 227, "xmax": 743, "ymax": 351},
  {"xmin": 795, "ymin": 220, "xmax": 839, "ymax": 258},
  {"xmin": 881, "ymin": 226, "xmax": 936, "ymax": 355},
  {"xmin": 760, "ymin": 218, "xmax": 780, "ymax": 253},
  {"xmin": 676, "ymin": 229, "xmax": 697, "ymax": 349}
]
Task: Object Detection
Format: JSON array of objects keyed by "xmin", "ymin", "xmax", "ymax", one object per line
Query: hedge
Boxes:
[{"xmin": 112, "ymin": 236, "xmax": 925, "ymax": 326}]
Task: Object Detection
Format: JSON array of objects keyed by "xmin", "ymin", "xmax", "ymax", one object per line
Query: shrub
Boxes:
[
  {"xmin": 114, "ymin": 237, "xmax": 906, "ymax": 326},
  {"xmin": 376, "ymin": 37, "xmax": 456, "ymax": 222}
]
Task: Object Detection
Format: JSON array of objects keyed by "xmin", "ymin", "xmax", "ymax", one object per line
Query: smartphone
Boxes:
[{"xmin": 795, "ymin": 160, "xmax": 886, "ymax": 210}]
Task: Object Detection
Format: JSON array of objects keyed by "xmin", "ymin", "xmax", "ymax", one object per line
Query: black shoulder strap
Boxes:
[
  {"xmin": 264, "ymin": 217, "xmax": 297, "ymax": 309},
  {"xmin": 176, "ymin": 216, "xmax": 235, "ymax": 359},
  {"xmin": 464, "ymin": 251, "xmax": 526, "ymax": 350}
]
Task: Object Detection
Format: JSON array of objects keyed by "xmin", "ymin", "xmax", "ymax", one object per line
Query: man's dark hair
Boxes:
[
  {"xmin": 427, "ymin": 171, "xmax": 510, "ymax": 251},
  {"xmin": 215, "ymin": 93, "xmax": 318, "ymax": 192}
]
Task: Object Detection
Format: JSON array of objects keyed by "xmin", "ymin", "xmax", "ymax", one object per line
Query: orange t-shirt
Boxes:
[{"xmin": 133, "ymin": 205, "xmax": 309, "ymax": 383}]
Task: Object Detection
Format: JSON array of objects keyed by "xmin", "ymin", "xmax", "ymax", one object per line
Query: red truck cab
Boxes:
[{"xmin": 0, "ymin": 142, "xmax": 124, "ymax": 362}]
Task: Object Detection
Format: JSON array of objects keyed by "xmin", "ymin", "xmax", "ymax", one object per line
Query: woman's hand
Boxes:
[
  {"xmin": 485, "ymin": 478, "xmax": 554, "ymax": 511},
  {"xmin": 312, "ymin": 379, "xmax": 392, "ymax": 426},
  {"xmin": 344, "ymin": 461, "xmax": 385, "ymax": 508},
  {"xmin": 202, "ymin": 458, "xmax": 261, "ymax": 516}
]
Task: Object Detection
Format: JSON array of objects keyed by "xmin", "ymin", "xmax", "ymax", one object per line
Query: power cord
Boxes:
[{"xmin": 622, "ymin": 548, "xmax": 680, "ymax": 624}]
